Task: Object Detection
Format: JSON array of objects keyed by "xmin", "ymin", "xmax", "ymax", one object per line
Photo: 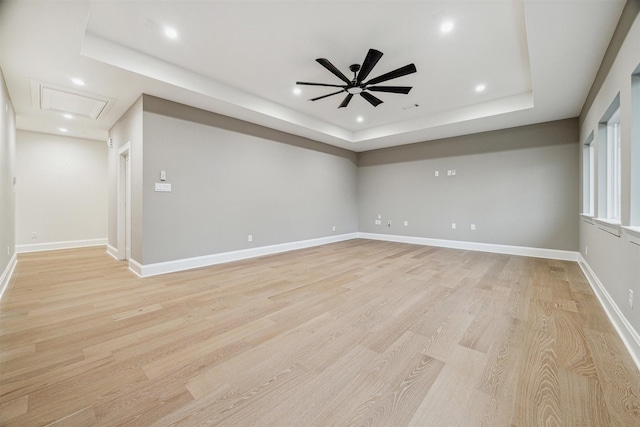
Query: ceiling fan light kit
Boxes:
[{"xmin": 296, "ymin": 48, "xmax": 416, "ymax": 109}]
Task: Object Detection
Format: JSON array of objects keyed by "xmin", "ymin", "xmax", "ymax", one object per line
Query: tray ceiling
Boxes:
[{"xmin": 0, "ymin": 1, "xmax": 626, "ymax": 151}]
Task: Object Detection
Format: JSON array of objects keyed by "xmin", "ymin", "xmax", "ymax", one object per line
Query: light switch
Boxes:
[{"xmin": 160, "ymin": 170, "xmax": 166, "ymax": 181}]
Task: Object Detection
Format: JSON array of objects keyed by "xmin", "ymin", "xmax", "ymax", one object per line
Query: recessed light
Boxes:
[
  {"xmin": 164, "ymin": 27, "xmax": 178, "ymax": 39},
  {"xmin": 63, "ymin": 113, "xmax": 73, "ymax": 119},
  {"xmin": 71, "ymin": 78, "xmax": 85, "ymax": 86},
  {"xmin": 293, "ymin": 87, "xmax": 302, "ymax": 95},
  {"xmin": 59, "ymin": 127, "xmax": 68, "ymax": 133},
  {"xmin": 441, "ymin": 21, "xmax": 454, "ymax": 33},
  {"xmin": 475, "ymin": 84, "xmax": 486, "ymax": 93},
  {"xmin": 356, "ymin": 116, "xmax": 364, "ymax": 123}
]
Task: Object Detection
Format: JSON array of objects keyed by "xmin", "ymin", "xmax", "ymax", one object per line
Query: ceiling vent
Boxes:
[{"xmin": 30, "ymin": 80, "xmax": 116, "ymax": 119}]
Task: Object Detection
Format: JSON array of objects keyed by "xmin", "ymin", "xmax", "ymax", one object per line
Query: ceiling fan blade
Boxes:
[
  {"xmin": 356, "ymin": 49, "xmax": 383, "ymax": 84},
  {"xmin": 309, "ymin": 90, "xmax": 344, "ymax": 102},
  {"xmin": 338, "ymin": 94, "xmax": 354, "ymax": 109},
  {"xmin": 316, "ymin": 58, "xmax": 351, "ymax": 84},
  {"xmin": 360, "ymin": 92, "xmax": 383, "ymax": 107},
  {"xmin": 367, "ymin": 86, "xmax": 412, "ymax": 94},
  {"xmin": 296, "ymin": 81, "xmax": 346, "ymax": 88},
  {"xmin": 365, "ymin": 63, "xmax": 417, "ymax": 86}
]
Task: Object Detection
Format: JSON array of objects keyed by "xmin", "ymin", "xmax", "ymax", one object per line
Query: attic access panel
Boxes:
[{"xmin": 32, "ymin": 80, "xmax": 116, "ymax": 119}]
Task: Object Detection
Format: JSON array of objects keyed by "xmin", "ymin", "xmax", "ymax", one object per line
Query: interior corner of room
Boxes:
[{"xmin": 0, "ymin": 0, "xmax": 639, "ymax": 424}]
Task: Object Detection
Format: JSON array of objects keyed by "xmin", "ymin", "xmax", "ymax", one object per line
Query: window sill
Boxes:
[
  {"xmin": 580, "ymin": 213, "xmax": 595, "ymax": 224},
  {"xmin": 622, "ymin": 226, "xmax": 640, "ymax": 246},
  {"xmin": 594, "ymin": 218, "xmax": 621, "ymax": 237}
]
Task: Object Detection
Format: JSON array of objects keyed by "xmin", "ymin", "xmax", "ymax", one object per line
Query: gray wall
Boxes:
[
  {"xmin": 358, "ymin": 119, "xmax": 579, "ymax": 251},
  {"xmin": 16, "ymin": 131, "xmax": 107, "ymax": 246},
  {"xmin": 109, "ymin": 94, "xmax": 581, "ymax": 266},
  {"xmin": 0, "ymin": 67, "xmax": 16, "ymax": 277},
  {"xmin": 140, "ymin": 95, "xmax": 358, "ymax": 264},
  {"xmin": 579, "ymin": 5, "xmax": 640, "ymax": 334}
]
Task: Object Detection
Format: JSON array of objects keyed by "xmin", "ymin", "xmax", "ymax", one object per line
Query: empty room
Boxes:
[{"xmin": 1, "ymin": 0, "xmax": 639, "ymax": 425}]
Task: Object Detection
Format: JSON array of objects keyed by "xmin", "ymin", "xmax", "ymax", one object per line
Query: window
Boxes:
[
  {"xmin": 631, "ymin": 67, "xmax": 640, "ymax": 226},
  {"xmin": 595, "ymin": 94, "xmax": 621, "ymax": 236},
  {"xmin": 626, "ymin": 67, "xmax": 640, "ymax": 245},
  {"xmin": 606, "ymin": 107, "xmax": 621, "ymax": 222},
  {"xmin": 582, "ymin": 132, "xmax": 595, "ymax": 216}
]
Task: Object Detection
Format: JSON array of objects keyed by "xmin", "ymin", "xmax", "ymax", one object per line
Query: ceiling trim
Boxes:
[
  {"xmin": 81, "ymin": 32, "xmax": 354, "ymax": 145},
  {"xmin": 81, "ymin": 29, "xmax": 535, "ymax": 148}
]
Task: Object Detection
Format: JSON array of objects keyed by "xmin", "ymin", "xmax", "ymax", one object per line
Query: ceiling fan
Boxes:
[{"xmin": 296, "ymin": 48, "xmax": 416, "ymax": 109}]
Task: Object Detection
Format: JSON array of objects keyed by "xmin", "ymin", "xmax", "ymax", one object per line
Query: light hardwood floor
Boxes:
[{"xmin": 1, "ymin": 240, "xmax": 639, "ymax": 426}]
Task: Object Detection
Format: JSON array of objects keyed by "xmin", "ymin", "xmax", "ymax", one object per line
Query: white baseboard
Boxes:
[
  {"xmin": 16, "ymin": 238, "xmax": 107, "ymax": 254},
  {"xmin": 356, "ymin": 232, "xmax": 579, "ymax": 261},
  {"xmin": 578, "ymin": 254, "xmax": 640, "ymax": 372},
  {"xmin": 133, "ymin": 232, "xmax": 576, "ymax": 278},
  {"xmin": 106, "ymin": 244, "xmax": 119, "ymax": 260},
  {"xmin": 135, "ymin": 233, "xmax": 359, "ymax": 277},
  {"xmin": 128, "ymin": 258, "xmax": 143, "ymax": 277},
  {"xmin": 0, "ymin": 253, "xmax": 18, "ymax": 303}
]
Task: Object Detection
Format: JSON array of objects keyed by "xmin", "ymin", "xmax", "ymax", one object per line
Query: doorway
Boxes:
[{"xmin": 117, "ymin": 143, "xmax": 131, "ymax": 261}]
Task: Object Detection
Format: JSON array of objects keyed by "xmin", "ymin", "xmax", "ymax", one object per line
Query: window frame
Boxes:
[
  {"xmin": 606, "ymin": 107, "xmax": 622, "ymax": 222},
  {"xmin": 595, "ymin": 94, "xmax": 622, "ymax": 236},
  {"xmin": 582, "ymin": 132, "xmax": 595, "ymax": 217}
]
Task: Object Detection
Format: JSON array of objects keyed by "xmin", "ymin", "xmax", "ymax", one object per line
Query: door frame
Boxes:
[{"xmin": 117, "ymin": 142, "xmax": 131, "ymax": 261}]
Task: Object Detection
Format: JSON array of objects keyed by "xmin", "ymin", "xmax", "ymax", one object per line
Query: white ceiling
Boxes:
[{"xmin": 0, "ymin": 0, "xmax": 626, "ymax": 152}]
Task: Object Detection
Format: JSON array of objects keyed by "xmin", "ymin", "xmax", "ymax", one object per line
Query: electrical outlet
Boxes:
[
  {"xmin": 248, "ymin": 234, "xmax": 253, "ymax": 242},
  {"xmin": 447, "ymin": 170, "xmax": 452, "ymax": 176},
  {"xmin": 332, "ymin": 225, "xmax": 336, "ymax": 232},
  {"xmin": 31, "ymin": 232, "xmax": 37, "ymax": 239},
  {"xmin": 377, "ymin": 214, "xmax": 382, "ymax": 219},
  {"xmin": 629, "ymin": 289, "xmax": 634, "ymax": 309},
  {"xmin": 451, "ymin": 170, "xmax": 456, "ymax": 176},
  {"xmin": 451, "ymin": 223, "xmax": 456, "ymax": 230},
  {"xmin": 435, "ymin": 171, "xmax": 439, "ymax": 177},
  {"xmin": 404, "ymin": 221, "xmax": 408, "ymax": 226},
  {"xmin": 585, "ymin": 246, "xmax": 588, "ymax": 255},
  {"xmin": 470, "ymin": 224, "xmax": 476, "ymax": 231}
]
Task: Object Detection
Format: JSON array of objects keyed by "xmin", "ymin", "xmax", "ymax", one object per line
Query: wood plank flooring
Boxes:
[{"xmin": 1, "ymin": 240, "xmax": 639, "ymax": 426}]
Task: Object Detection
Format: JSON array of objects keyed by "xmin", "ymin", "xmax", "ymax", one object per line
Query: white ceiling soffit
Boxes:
[
  {"xmin": 80, "ymin": 0, "xmax": 535, "ymax": 148},
  {"xmin": 31, "ymin": 80, "xmax": 115, "ymax": 120},
  {"xmin": 0, "ymin": 1, "xmax": 622, "ymax": 150}
]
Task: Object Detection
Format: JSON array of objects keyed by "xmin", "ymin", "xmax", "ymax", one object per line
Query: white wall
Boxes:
[
  {"xmin": 16, "ymin": 130, "xmax": 107, "ymax": 249},
  {"xmin": 0, "ymin": 67, "xmax": 16, "ymax": 295},
  {"xmin": 107, "ymin": 97, "xmax": 143, "ymax": 261}
]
